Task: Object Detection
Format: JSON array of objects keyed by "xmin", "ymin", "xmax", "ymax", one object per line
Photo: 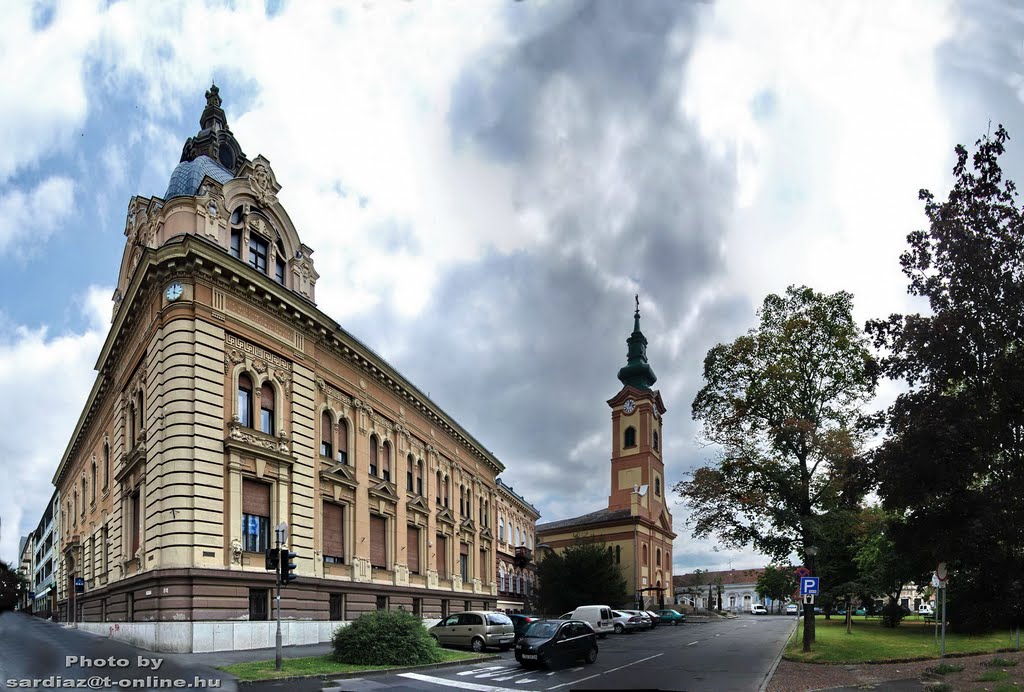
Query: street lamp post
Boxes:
[{"xmin": 803, "ymin": 546, "xmax": 818, "ymax": 653}]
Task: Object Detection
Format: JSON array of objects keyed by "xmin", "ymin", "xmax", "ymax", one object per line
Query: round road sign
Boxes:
[{"xmin": 936, "ymin": 562, "xmax": 948, "ymax": 582}]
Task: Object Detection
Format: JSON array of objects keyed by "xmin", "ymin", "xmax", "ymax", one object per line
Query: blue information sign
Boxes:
[{"xmin": 799, "ymin": 577, "xmax": 819, "ymax": 595}]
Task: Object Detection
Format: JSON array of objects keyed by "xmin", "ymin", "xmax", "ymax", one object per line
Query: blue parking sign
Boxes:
[{"xmin": 800, "ymin": 577, "xmax": 819, "ymax": 595}]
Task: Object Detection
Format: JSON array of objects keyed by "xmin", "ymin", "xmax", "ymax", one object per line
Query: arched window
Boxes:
[
  {"xmin": 90, "ymin": 461, "xmax": 96, "ymax": 503},
  {"xmin": 320, "ymin": 411, "xmax": 333, "ymax": 458},
  {"xmin": 436, "ymin": 471, "xmax": 443, "ymax": 505},
  {"xmin": 407, "ymin": 455, "xmax": 415, "ymax": 492},
  {"xmin": 381, "ymin": 441, "xmax": 391, "ymax": 481},
  {"xmin": 515, "ymin": 527, "xmax": 520, "ymax": 546},
  {"xmin": 642, "ymin": 544, "xmax": 648, "ymax": 566},
  {"xmin": 624, "ymin": 426, "xmax": 636, "ymax": 447},
  {"xmin": 238, "ymin": 374, "xmax": 254, "ymax": 428},
  {"xmin": 483, "ymin": 500, "xmax": 489, "ymax": 527},
  {"xmin": 499, "ymin": 518, "xmax": 505, "ymax": 542},
  {"xmin": 459, "ymin": 485, "xmax": 465, "ymax": 515},
  {"xmin": 416, "ymin": 460, "xmax": 424, "ymax": 496},
  {"xmin": 369, "ymin": 434, "xmax": 379, "ymax": 477},
  {"xmin": 126, "ymin": 401, "xmax": 136, "ymax": 444},
  {"xmin": 607, "ymin": 546, "xmax": 613, "ymax": 561},
  {"xmin": 655, "ymin": 477, "xmax": 661, "ymax": 496},
  {"xmin": 444, "ymin": 475, "xmax": 450, "ymax": 508},
  {"xmin": 337, "ymin": 419, "xmax": 348, "ymax": 464},
  {"xmin": 615, "ymin": 545, "xmax": 621, "ymax": 564},
  {"xmin": 80, "ymin": 478, "xmax": 86, "ymax": 517},
  {"xmin": 103, "ymin": 441, "xmax": 110, "ymax": 490},
  {"xmin": 260, "ymin": 382, "xmax": 275, "ymax": 434},
  {"xmin": 656, "ymin": 548, "xmax": 661, "ymax": 568},
  {"xmin": 653, "ymin": 430, "xmax": 659, "ymax": 451},
  {"xmin": 136, "ymin": 392, "xmax": 144, "ymax": 439}
]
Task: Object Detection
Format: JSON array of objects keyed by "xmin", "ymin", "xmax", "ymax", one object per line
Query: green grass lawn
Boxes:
[
  {"xmin": 785, "ymin": 616, "xmax": 1021, "ymax": 664},
  {"xmin": 219, "ymin": 648, "xmax": 484, "ymax": 681}
]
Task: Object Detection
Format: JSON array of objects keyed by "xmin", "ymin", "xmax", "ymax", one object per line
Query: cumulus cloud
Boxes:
[
  {"xmin": 0, "ymin": 177, "xmax": 76, "ymax": 258},
  {"xmin": 0, "ymin": 286, "xmax": 109, "ymax": 563}
]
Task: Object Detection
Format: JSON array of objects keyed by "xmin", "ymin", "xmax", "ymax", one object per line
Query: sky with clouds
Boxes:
[{"xmin": 2, "ymin": 0, "xmax": 1024, "ymax": 576}]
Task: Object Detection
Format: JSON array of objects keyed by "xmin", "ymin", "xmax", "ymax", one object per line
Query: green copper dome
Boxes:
[{"xmin": 617, "ymin": 296, "xmax": 657, "ymax": 390}]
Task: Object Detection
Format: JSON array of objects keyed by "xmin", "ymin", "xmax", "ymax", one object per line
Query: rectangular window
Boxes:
[
  {"xmin": 238, "ymin": 388, "xmax": 252, "ymax": 428},
  {"xmin": 249, "ymin": 236, "xmax": 268, "ymax": 273},
  {"xmin": 242, "ymin": 480, "xmax": 271, "ymax": 552},
  {"xmin": 479, "ymin": 549, "xmax": 487, "ymax": 583},
  {"xmin": 248, "ymin": 589, "xmax": 269, "ymax": 621},
  {"xmin": 460, "ymin": 542, "xmax": 469, "ymax": 582},
  {"xmin": 416, "ymin": 476, "xmax": 423, "ymax": 496},
  {"xmin": 370, "ymin": 515, "xmax": 387, "ymax": 569},
  {"xmin": 126, "ymin": 592, "xmax": 135, "ymax": 622},
  {"xmin": 329, "ymin": 593, "xmax": 344, "ymax": 621},
  {"xmin": 412, "ymin": 597, "xmax": 422, "ymax": 617},
  {"xmin": 407, "ymin": 525, "xmax": 420, "ymax": 575},
  {"xmin": 260, "ymin": 383, "xmax": 274, "ymax": 435},
  {"xmin": 441, "ymin": 599, "xmax": 449, "ymax": 618},
  {"xmin": 275, "ymin": 257, "xmax": 286, "ymax": 284},
  {"xmin": 464, "ymin": 600, "xmax": 472, "ymax": 612},
  {"xmin": 323, "ymin": 503, "xmax": 345, "ymax": 564},
  {"xmin": 230, "ymin": 230, "xmax": 241, "ymax": 259},
  {"xmin": 376, "ymin": 595, "xmax": 388, "ymax": 611},
  {"xmin": 130, "ymin": 490, "xmax": 141, "ymax": 556},
  {"xmin": 436, "ymin": 535, "xmax": 447, "ymax": 579}
]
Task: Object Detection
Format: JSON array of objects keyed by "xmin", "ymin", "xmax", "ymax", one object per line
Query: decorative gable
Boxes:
[
  {"xmin": 436, "ymin": 506, "xmax": 455, "ymax": 525},
  {"xmin": 368, "ymin": 478, "xmax": 399, "ymax": 503},
  {"xmin": 406, "ymin": 495, "xmax": 430, "ymax": 517},
  {"xmin": 320, "ymin": 460, "xmax": 357, "ymax": 488}
]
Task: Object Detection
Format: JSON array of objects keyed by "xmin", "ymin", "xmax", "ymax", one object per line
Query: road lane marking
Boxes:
[
  {"xmin": 515, "ymin": 680, "xmax": 537, "ymax": 685},
  {"xmin": 399, "ymin": 672, "xmax": 522, "ymax": 691},
  {"xmin": 545, "ymin": 653, "xmax": 664, "ymax": 691},
  {"xmin": 687, "ymin": 641, "xmax": 699, "ymax": 646},
  {"xmin": 459, "ymin": 667, "xmax": 506, "ymax": 676}
]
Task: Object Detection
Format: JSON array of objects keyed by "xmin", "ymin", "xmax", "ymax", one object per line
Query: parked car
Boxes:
[
  {"xmin": 567, "ymin": 605, "xmax": 615, "ymax": 638},
  {"xmin": 428, "ymin": 611, "xmax": 515, "ymax": 652},
  {"xmin": 750, "ymin": 604, "xmax": 768, "ymax": 615},
  {"xmin": 918, "ymin": 604, "xmax": 934, "ymax": 615},
  {"xmin": 515, "ymin": 619, "xmax": 599, "ymax": 669},
  {"xmin": 509, "ymin": 614, "xmax": 540, "ymax": 643},
  {"xmin": 785, "ymin": 603, "xmax": 799, "ymax": 615},
  {"xmin": 644, "ymin": 610, "xmax": 662, "ymax": 628},
  {"xmin": 620, "ymin": 609, "xmax": 655, "ymax": 629},
  {"xmin": 854, "ymin": 607, "xmax": 867, "ymax": 616},
  {"xmin": 609, "ymin": 610, "xmax": 646, "ymax": 634},
  {"xmin": 654, "ymin": 609, "xmax": 686, "ymax": 625}
]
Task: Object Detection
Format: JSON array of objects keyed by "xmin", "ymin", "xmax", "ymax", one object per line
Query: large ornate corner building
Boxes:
[
  {"xmin": 50, "ymin": 87, "xmax": 535, "ymax": 652},
  {"xmin": 494, "ymin": 479, "xmax": 540, "ymax": 613},
  {"xmin": 536, "ymin": 304, "xmax": 676, "ymax": 609}
]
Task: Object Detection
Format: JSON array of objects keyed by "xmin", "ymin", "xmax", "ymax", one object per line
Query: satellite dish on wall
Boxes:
[{"xmin": 638, "ymin": 485, "xmax": 649, "ymax": 497}]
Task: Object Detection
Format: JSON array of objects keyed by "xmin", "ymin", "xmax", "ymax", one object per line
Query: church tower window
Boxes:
[
  {"xmin": 653, "ymin": 430, "xmax": 659, "ymax": 451},
  {"xmin": 624, "ymin": 426, "xmax": 636, "ymax": 448}
]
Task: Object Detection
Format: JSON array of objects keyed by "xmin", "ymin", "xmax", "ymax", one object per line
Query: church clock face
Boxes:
[{"xmin": 623, "ymin": 399, "xmax": 636, "ymax": 414}]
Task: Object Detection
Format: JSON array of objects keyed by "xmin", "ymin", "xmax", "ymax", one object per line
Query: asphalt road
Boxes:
[
  {"xmin": 317, "ymin": 615, "xmax": 795, "ymax": 692},
  {"xmin": 0, "ymin": 611, "xmax": 238, "ymax": 691}
]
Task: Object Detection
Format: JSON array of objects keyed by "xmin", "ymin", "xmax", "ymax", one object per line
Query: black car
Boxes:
[
  {"xmin": 509, "ymin": 614, "xmax": 541, "ymax": 643},
  {"xmin": 515, "ymin": 619, "xmax": 599, "ymax": 669}
]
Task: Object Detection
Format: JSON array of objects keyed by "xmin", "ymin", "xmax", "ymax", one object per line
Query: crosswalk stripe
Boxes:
[
  {"xmin": 515, "ymin": 679, "xmax": 537, "ymax": 684},
  {"xmin": 458, "ymin": 666, "xmax": 507, "ymax": 676},
  {"xmin": 399, "ymin": 671, "xmax": 524, "ymax": 691}
]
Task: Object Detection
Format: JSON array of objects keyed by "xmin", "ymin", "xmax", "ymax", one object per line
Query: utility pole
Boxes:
[{"xmin": 275, "ymin": 525, "xmax": 283, "ymax": 672}]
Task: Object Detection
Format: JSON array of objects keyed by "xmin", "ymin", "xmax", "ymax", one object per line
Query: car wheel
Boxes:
[
  {"xmin": 613, "ymin": 623, "xmax": 624, "ymax": 635},
  {"xmin": 471, "ymin": 637, "xmax": 486, "ymax": 653},
  {"xmin": 585, "ymin": 647, "xmax": 598, "ymax": 664},
  {"xmin": 430, "ymin": 634, "xmax": 440, "ymax": 645}
]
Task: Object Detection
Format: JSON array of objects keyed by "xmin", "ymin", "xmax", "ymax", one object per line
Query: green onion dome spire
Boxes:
[{"xmin": 616, "ymin": 295, "xmax": 657, "ymax": 390}]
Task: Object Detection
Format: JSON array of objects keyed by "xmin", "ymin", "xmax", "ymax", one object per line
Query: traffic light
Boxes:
[
  {"xmin": 280, "ymin": 548, "xmax": 298, "ymax": 584},
  {"xmin": 265, "ymin": 548, "xmax": 279, "ymax": 572}
]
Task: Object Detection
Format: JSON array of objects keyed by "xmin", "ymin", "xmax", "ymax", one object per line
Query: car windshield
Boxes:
[
  {"xmin": 487, "ymin": 614, "xmax": 512, "ymax": 625},
  {"xmin": 525, "ymin": 621, "xmax": 559, "ymax": 638}
]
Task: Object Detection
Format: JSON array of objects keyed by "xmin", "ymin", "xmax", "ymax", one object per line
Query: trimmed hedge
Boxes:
[{"xmin": 332, "ymin": 609, "xmax": 443, "ymax": 666}]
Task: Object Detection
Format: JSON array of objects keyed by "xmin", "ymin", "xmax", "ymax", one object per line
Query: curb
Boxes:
[
  {"xmin": 759, "ymin": 617, "xmax": 798, "ymax": 692},
  {"xmin": 234, "ymin": 652, "xmax": 500, "ymax": 687}
]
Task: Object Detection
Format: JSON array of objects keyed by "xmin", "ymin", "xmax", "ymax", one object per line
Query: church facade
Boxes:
[
  {"xmin": 51, "ymin": 87, "xmax": 526, "ymax": 652},
  {"xmin": 536, "ymin": 304, "xmax": 676, "ymax": 609}
]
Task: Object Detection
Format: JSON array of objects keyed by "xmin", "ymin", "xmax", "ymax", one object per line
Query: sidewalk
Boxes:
[{"xmin": 159, "ymin": 641, "xmax": 335, "ymax": 668}]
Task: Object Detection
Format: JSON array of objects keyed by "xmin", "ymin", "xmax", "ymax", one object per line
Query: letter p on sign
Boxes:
[{"xmin": 800, "ymin": 577, "xmax": 819, "ymax": 595}]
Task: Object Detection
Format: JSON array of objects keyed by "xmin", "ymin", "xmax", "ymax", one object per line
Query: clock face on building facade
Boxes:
[
  {"xmin": 165, "ymin": 281, "xmax": 184, "ymax": 302},
  {"xmin": 623, "ymin": 399, "xmax": 636, "ymax": 414}
]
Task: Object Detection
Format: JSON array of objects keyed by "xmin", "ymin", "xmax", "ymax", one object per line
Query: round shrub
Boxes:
[{"xmin": 332, "ymin": 609, "xmax": 443, "ymax": 666}]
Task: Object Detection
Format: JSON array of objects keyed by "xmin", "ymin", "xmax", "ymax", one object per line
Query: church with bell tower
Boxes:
[{"xmin": 536, "ymin": 299, "xmax": 676, "ymax": 608}]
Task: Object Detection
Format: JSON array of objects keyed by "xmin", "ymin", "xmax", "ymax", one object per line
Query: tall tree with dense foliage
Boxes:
[
  {"xmin": 676, "ymin": 285, "xmax": 877, "ymax": 649},
  {"xmin": 867, "ymin": 125, "xmax": 1024, "ymax": 633},
  {"xmin": 756, "ymin": 565, "xmax": 798, "ymax": 613},
  {"xmin": 0, "ymin": 561, "xmax": 26, "ymax": 613},
  {"xmin": 532, "ymin": 538, "xmax": 629, "ymax": 616}
]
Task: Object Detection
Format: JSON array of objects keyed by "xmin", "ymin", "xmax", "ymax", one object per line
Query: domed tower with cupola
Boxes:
[
  {"xmin": 607, "ymin": 296, "xmax": 668, "ymax": 520},
  {"xmin": 536, "ymin": 297, "xmax": 675, "ymax": 610}
]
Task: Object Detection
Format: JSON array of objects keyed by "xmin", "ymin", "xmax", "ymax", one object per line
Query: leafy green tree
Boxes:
[
  {"xmin": 756, "ymin": 565, "xmax": 797, "ymax": 613},
  {"xmin": 852, "ymin": 508, "xmax": 919, "ymax": 628},
  {"xmin": 866, "ymin": 125, "xmax": 1024, "ymax": 633},
  {"xmin": 676, "ymin": 285, "xmax": 878, "ymax": 649},
  {"xmin": 532, "ymin": 537, "xmax": 629, "ymax": 616},
  {"xmin": 0, "ymin": 561, "xmax": 27, "ymax": 613}
]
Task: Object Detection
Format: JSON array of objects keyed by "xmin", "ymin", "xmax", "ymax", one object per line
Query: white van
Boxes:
[
  {"xmin": 569, "ymin": 605, "xmax": 615, "ymax": 638},
  {"xmin": 750, "ymin": 604, "xmax": 767, "ymax": 615}
]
